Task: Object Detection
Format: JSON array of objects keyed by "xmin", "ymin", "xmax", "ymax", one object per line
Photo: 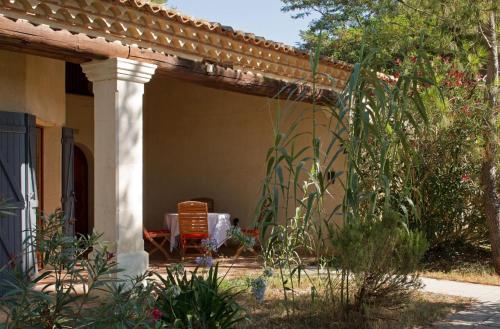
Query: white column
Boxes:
[{"xmin": 81, "ymin": 58, "xmax": 157, "ymax": 279}]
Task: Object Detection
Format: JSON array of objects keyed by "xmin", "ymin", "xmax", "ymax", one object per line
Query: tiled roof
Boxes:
[
  {"xmin": 114, "ymin": 0, "xmax": 351, "ymax": 70},
  {"xmin": 0, "ymin": 0, "xmax": 352, "ymax": 89}
]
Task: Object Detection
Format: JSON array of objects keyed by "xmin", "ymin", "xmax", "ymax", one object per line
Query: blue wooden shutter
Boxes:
[
  {"xmin": 61, "ymin": 127, "xmax": 75, "ymax": 236},
  {"xmin": 0, "ymin": 111, "xmax": 38, "ymax": 279}
]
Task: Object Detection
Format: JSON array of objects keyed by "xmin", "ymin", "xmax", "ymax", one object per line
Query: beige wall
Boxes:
[
  {"xmin": 65, "ymin": 94, "xmax": 94, "ymax": 231},
  {"xmin": 0, "ymin": 49, "xmax": 344, "ymax": 234},
  {"xmin": 0, "ymin": 50, "xmax": 26, "ymax": 113},
  {"xmin": 25, "ymin": 55, "xmax": 66, "ymax": 126},
  {"xmin": 42, "ymin": 128, "xmax": 62, "ymax": 213},
  {"xmin": 63, "ymin": 71, "xmax": 345, "ymax": 231},
  {"xmin": 66, "ymin": 94, "xmax": 94, "ymax": 155},
  {"xmin": 144, "ymin": 76, "xmax": 272, "ymax": 229},
  {"xmin": 0, "ymin": 50, "xmax": 65, "ymax": 125},
  {"xmin": 0, "ymin": 50, "xmax": 65, "ymax": 214},
  {"xmin": 143, "ymin": 75, "xmax": 345, "ymax": 229}
]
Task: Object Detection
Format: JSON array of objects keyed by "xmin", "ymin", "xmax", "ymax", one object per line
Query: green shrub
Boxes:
[
  {"xmin": 0, "ymin": 212, "xmax": 160, "ymax": 328},
  {"xmin": 332, "ymin": 208, "xmax": 428, "ymax": 311},
  {"xmin": 416, "ymin": 117, "xmax": 487, "ymax": 248},
  {"xmin": 0, "ymin": 211, "xmax": 247, "ymax": 328},
  {"xmin": 91, "ymin": 275, "xmax": 162, "ymax": 329},
  {"xmin": 226, "ymin": 227, "xmax": 256, "ymax": 251},
  {"xmin": 155, "ymin": 264, "xmax": 246, "ymax": 329}
]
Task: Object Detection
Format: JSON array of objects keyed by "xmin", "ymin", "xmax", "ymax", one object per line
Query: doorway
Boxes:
[{"xmin": 74, "ymin": 145, "xmax": 89, "ymax": 236}]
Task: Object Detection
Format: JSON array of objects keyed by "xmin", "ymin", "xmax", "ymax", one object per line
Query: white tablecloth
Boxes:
[{"xmin": 164, "ymin": 213, "xmax": 231, "ymax": 251}]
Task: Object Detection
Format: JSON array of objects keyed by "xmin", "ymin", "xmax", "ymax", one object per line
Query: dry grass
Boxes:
[
  {"xmin": 235, "ymin": 292, "xmax": 471, "ymax": 329},
  {"xmin": 236, "ymin": 287, "xmax": 471, "ymax": 329},
  {"xmin": 149, "ymin": 249, "xmax": 473, "ymax": 328},
  {"xmin": 220, "ymin": 274, "xmax": 472, "ymax": 329},
  {"xmin": 1, "ymin": 251, "xmax": 473, "ymax": 329},
  {"xmin": 421, "ymin": 271, "xmax": 500, "ymax": 286}
]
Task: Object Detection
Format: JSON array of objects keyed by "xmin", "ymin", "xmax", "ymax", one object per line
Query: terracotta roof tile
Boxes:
[
  {"xmin": 0, "ymin": 0, "xmax": 352, "ymax": 88},
  {"xmin": 111, "ymin": 0, "xmax": 353, "ymax": 71}
]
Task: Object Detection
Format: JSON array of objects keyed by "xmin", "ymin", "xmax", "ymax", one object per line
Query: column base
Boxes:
[{"xmin": 116, "ymin": 250, "xmax": 149, "ymax": 280}]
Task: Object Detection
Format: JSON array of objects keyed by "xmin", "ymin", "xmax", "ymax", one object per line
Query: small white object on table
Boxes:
[{"xmin": 164, "ymin": 213, "xmax": 232, "ymax": 251}]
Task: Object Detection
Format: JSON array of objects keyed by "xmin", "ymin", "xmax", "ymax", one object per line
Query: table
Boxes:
[{"xmin": 164, "ymin": 213, "xmax": 232, "ymax": 251}]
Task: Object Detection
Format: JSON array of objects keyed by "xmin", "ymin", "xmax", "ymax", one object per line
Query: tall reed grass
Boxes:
[{"xmin": 254, "ymin": 41, "xmax": 436, "ymax": 318}]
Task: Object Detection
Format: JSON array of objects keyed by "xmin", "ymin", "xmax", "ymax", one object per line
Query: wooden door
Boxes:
[{"xmin": 74, "ymin": 146, "xmax": 89, "ymax": 236}]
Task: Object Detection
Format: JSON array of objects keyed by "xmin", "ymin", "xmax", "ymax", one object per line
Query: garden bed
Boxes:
[{"xmin": 219, "ymin": 273, "xmax": 473, "ymax": 329}]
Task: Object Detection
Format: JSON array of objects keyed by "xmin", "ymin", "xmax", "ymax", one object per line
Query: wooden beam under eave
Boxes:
[{"xmin": 0, "ymin": 16, "xmax": 336, "ymax": 103}]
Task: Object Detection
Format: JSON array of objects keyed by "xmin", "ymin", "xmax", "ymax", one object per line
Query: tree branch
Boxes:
[{"xmin": 479, "ymin": 23, "xmax": 494, "ymax": 49}]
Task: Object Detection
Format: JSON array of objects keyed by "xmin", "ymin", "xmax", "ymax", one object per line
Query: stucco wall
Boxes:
[
  {"xmin": 0, "ymin": 50, "xmax": 65, "ymax": 125},
  {"xmin": 66, "ymin": 94, "xmax": 94, "ymax": 155},
  {"xmin": 65, "ymin": 94, "xmax": 95, "ymax": 231},
  {"xmin": 63, "ymin": 73, "xmax": 345, "ymax": 231},
  {"xmin": 42, "ymin": 128, "xmax": 62, "ymax": 213},
  {"xmin": 0, "ymin": 50, "xmax": 65, "ymax": 214},
  {"xmin": 25, "ymin": 55, "xmax": 66, "ymax": 126},
  {"xmin": 0, "ymin": 50, "xmax": 26, "ymax": 113},
  {"xmin": 143, "ymin": 75, "xmax": 345, "ymax": 229}
]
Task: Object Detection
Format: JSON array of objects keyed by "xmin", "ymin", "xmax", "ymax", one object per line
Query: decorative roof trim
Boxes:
[{"xmin": 0, "ymin": 0, "xmax": 352, "ymax": 89}]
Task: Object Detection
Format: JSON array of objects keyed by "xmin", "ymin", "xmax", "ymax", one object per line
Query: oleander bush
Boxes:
[
  {"xmin": 0, "ymin": 211, "xmax": 162, "ymax": 329},
  {"xmin": 0, "ymin": 211, "xmax": 245, "ymax": 329},
  {"xmin": 416, "ymin": 105, "xmax": 488, "ymax": 249}
]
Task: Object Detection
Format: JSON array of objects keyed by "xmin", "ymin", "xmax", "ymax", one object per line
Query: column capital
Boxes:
[{"xmin": 81, "ymin": 58, "xmax": 157, "ymax": 84}]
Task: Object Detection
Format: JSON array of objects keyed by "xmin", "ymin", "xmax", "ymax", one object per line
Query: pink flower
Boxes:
[
  {"xmin": 461, "ymin": 174, "xmax": 471, "ymax": 183},
  {"xmin": 152, "ymin": 308, "xmax": 163, "ymax": 321}
]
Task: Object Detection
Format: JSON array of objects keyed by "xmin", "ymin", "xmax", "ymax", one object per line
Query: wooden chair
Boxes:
[
  {"xmin": 178, "ymin": 201, "xmax": 209, "ymax": 259},
  {"xmin": 190, "ymin": 197, "xmax": 214, "ymax": 212},
  {"xmin": 143, "ymin": 228, "xmax": 170, "ymax": 261}
]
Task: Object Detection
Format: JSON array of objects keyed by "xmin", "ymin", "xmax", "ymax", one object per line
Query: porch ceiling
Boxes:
[{"xmin": 0, "ymin": 0, "xmax": 352, "ymax": 92}]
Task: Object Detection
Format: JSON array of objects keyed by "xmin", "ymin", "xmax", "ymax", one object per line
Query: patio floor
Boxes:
[
  {"xmin": 24, "ymin": 246, "xmax": 262, "ymax": 300},
  {"xmin": 147, "ymin": 245, "xmax": 264, "ymax": 279}
]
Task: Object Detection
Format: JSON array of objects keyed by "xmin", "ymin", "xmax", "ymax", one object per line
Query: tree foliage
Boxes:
[
  {"xmin": 283, "ymin": 0, "xmax": 490, "ymax": 68},
  {"xmin": 283, "ymin": 0, "xmax": 500, "ymax": 267}
]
